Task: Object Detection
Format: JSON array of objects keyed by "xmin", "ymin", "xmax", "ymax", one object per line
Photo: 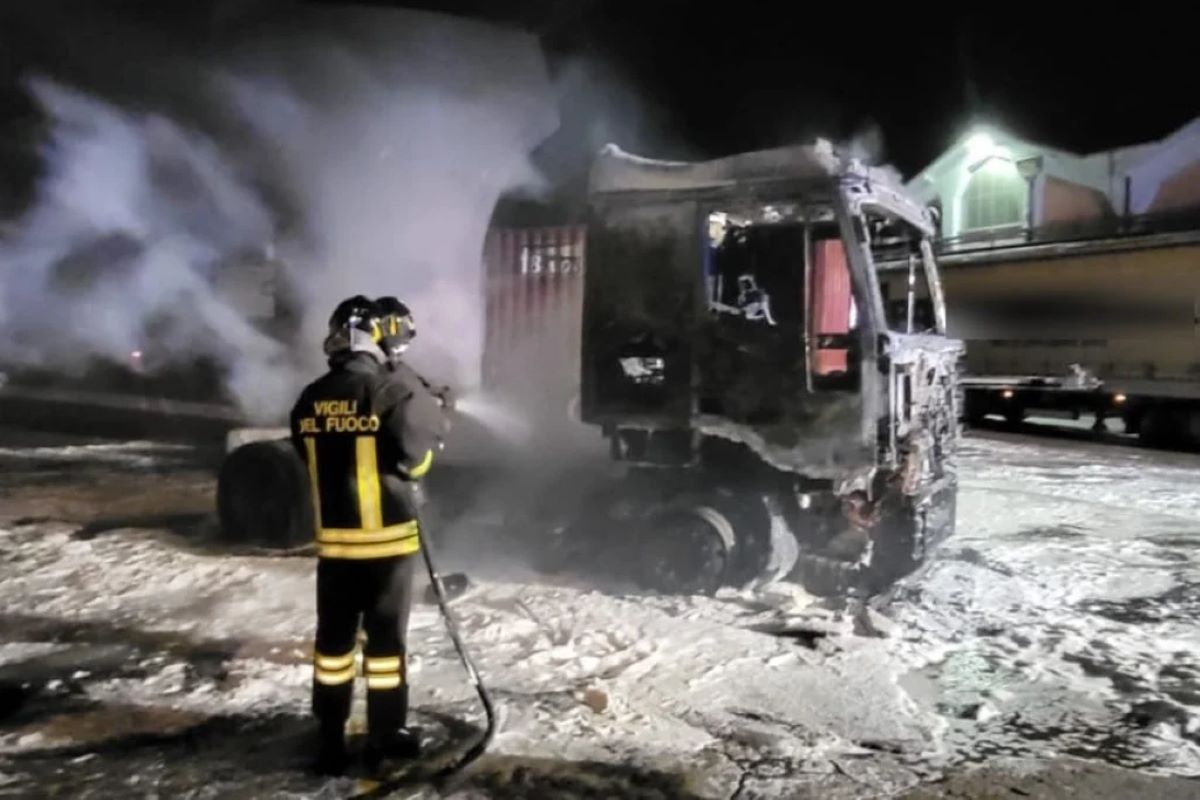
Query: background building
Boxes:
[{"xmin": 907, "ymin": 119, "xmax": 1200, "ymax": 248}]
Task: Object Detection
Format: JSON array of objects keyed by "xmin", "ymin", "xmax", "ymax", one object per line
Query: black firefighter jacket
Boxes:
[{"xmin": 290, "ymin": 351, "xmax": 444, "ymax": 560}]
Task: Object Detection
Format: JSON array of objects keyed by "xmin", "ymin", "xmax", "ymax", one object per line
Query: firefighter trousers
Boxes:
[{"xmin": 312, "ymin": 554, "xmax": 415, "ymax": 740}]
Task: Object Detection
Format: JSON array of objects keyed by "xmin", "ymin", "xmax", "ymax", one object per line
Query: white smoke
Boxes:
[
  {"xmin": 0, "ymin": 77, "xmax": 290, "ymax": 417},
  {"xmin": 841, "ymin": 121, "xmax": 904, "ymax": 183},
  {"xmin": 217, "ymin": 28, "xmax": 553, "ymax": 390},
  {"xmin": 0, "ymin": 7, "xmax": 557, "ymax": 422}
]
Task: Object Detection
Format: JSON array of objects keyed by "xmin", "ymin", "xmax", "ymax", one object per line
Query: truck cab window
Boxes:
[
  {"xmin": 703, "ymin": 210, "xmax": 860, "ymax": 393},
  {"xmin": 705, "ymin": 211, "xmax": 804, "ymax": 327},
  {"xmin": 868, "ymin": 212, "xmax": 937, "ymax": 334}
]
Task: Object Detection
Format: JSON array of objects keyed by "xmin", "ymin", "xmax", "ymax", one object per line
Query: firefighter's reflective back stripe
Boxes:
[
  {"xmin": 318, "ymin": 521, "xmax": 417, "ymax": 544},
  {"xmin": 408, "ymin": 448, "xmax": 434, "ymax": 479},
  {"xmin": 365, "ymin": 655, "xmax": 404, "ymax": 690},
  {"xmin": 317, "ymin": 536, "xmax": 420, "ymax": 559},
  {"xmin": 313, "ymin": 649, "xmax": 357, "ymax": 685},
  {"xmin": 304, "ymin": 437, "xmax": 323, "ymax": 524},
  {"xmin": 355, "ymin": 436, "xmax": 383, "ymax": 529},
  {"xmin": 316, "ymin": 520, "xmax": 419, "ymax": 559}
]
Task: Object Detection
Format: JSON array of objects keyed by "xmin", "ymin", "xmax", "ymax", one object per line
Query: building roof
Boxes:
[
  {"xmin": 906, "ymin": 116, "xmax": 1200, "ymax": 214},
  {"xmin": 1119, "ymin": 117, "xmax": 1200, "ymax": 213}
]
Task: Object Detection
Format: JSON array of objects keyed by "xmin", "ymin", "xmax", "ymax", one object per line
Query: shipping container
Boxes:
[{"xmin": 481, "ymin": 225, "xmax": 587, "ymax": 419}]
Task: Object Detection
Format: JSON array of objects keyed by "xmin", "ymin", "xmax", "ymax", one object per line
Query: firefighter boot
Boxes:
[
  {"xmin": 313, "ymin": 721, "xmax": 350, "ymax": 777},
  {"xmin": 363, "ymin": 727, "xmax": 421, "ymax": 772},
  {"xmin": 363, "ymin": 678, "xmax": 420, "ymax": 771}
]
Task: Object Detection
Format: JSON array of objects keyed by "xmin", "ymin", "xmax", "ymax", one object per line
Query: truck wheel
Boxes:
[
  {"xmin": 962, "ymin": 391, "xmax": 987, "ymax": 426},
  {"xmin": 1122, "ymin": 408, "xmax": 1143, "ymax": 436},
  {"xmin": 217, "ymin": 440, "xmax": 314, "ymax": 549},
  {"xmin": 1138, "ymin": 406, "xmax": 1176, "ymax": 447},
  {"xmin": 636, "ymin": 506, "xmax": 731, "ymax": 596},
  {"xmin": 1003, "ymin": 403, "xmax": 1025, "ymax": 427}
]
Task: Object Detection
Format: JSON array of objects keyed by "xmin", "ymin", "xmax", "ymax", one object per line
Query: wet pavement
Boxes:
[
  {"xmin": 893, "ymin": 433, "xmax": 1200, "ymax": 775},
  {"xmin": 0, "ymin": 425, "xmax": 1198, "ymax": 797}
]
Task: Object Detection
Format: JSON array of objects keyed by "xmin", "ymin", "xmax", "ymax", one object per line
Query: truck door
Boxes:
[
  {"xmin": 864, "ymin": 208, "xmax": 961, "ymax": 491},
  {"xmin": 833, "ymin": 201, "xmax": 960, "ymax": 485}
]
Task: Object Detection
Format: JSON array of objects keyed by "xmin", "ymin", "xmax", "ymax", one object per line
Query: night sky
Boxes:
[
  {"xmin": 2, "ymin": 0, "xmax": 1197, "ymax": 189},
  {"xmin": 397, "ymin": 1, "xmax": 1199, "ymax": 176}
]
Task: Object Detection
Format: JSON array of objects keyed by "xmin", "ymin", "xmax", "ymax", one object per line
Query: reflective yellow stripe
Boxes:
[
  {"xmin": 314, "ymin": 664, "xmax": 357, "ymax": 685},
  {"xmin": 408, "ymin": 448, "xmax": 434, "ymax": 479},
  {"xmin": 304, "ymin": 437, "xmax": 322, "ymax": 526},
  {"xmin": 317, "ymin": 537, "xmax": 420, "ymax": 559},
  {"xmin": 314, "ymin": 651, "xmax": 356, "ymax": 671},
  {"xmin": 366, "ymin": 674, "xmax": 403, "ymax": 690},
  {"xmin": 356, "ymin": 437, "xmax": 383, "ymax": 530},
  {"xmin": 317, "ymin": 522, "xmax": 418, "ymax": 544},
  {"xmin": 365, "ymin": 656, "xmax": 402, "ymax": 673}
]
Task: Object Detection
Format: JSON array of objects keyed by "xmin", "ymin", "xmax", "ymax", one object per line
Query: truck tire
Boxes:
[
  {"xmin": 962, "ymin": 391, "xmax": 987, "ymax": 426},
  {"xmin": 217, "ymin": 439, "xmax": 314, "ymax": 549},
  {"xmin": 635, "ymin": 506, "xmax": 731, "ymax": 596},
  {"xmin": 1003, "ymin": 402, "xmax": 1025, "ymax": 427},
  {"xmin": 1122, "ymin": 407, "xmax": 1143, "ymax": 436},
  {"xmin": 1138, "ymin": 405, "xmax": 1177, "ymax": 448}
]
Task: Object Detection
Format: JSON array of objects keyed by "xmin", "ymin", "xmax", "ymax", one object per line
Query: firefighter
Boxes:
[
  {"xmin": 290, "ymin": 295, "xmax": 441, "ymax": 776},
  {"xmin": 375, "ymin": 295, "xmax": 456, "ymax": 417}
]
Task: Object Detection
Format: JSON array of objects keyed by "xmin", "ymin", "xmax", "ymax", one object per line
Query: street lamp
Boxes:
[{"xmin": 965, "ymin": 131, "xmax": 996, "ymax": 162}]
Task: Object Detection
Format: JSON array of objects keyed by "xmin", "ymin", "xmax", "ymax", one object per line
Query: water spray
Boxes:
[{"xmin": 452, "ymin": 392, "xmax": 534, "ymax": 446}]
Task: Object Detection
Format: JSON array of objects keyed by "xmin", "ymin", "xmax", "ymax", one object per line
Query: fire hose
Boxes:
[
  {"xmin": 418, "ymin": 509, "xmax": 497, "ymax": 784},
  {"xmin": 351, "ymin": 474, "xmax": 495, "ymax": 796}
]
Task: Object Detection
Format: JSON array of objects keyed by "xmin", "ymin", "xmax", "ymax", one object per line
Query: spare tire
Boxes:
[{"xmin": 217, "ymin": 439, "xmax": 314, "ymax": 549}]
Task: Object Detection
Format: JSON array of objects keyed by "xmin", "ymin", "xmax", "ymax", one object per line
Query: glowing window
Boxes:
[{"xmin": 962, "ymin": 158, "xmax": 1026, "ymax": 230}]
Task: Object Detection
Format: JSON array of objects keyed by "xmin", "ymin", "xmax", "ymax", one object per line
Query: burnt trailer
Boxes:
[
  {"xmin": 531, "ymin": 143, "xmax": 963, "ymax": 597},
  {"xmin": 877, "ymin": 229, "xmax": 1200, "ymax": 446}
]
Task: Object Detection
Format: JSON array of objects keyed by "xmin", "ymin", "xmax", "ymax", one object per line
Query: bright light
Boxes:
[
  {"xmin": 980, "ymin": 155, "xmax": 1019, "ymax": 175},
  {"xmin": 1001, "ymin": 389, "xmax": 1014, "ymax": 400},
  {"xmin": 1114, "ymin": 393, "xmax": 1127, "ymax": 404},
  {"xmin": 965, "ymin": 131, "xmax": 996, "ymax": 161},
  {"xmin": 130, "ymin": 350, "xmax": 143, "ymax": 360}
]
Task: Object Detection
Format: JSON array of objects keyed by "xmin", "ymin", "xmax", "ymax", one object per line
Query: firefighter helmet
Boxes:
[
  {"xmin": 375, "ymin": 295, "xmax": 416, "ymax": 360},
  {"xmin": 323, "ymin": 295, "xmax": 385, "ymax": 357}
]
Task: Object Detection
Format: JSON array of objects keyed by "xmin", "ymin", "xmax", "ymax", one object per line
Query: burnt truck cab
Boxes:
[{"xmin": 575, "ymin": 142, "xmax": 962, "ymax": 596}]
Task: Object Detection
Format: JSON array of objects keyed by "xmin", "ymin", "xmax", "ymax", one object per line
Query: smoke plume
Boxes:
[{"xmin": 0, "ymin": 5, "xmax": 557, "ymax": 422}]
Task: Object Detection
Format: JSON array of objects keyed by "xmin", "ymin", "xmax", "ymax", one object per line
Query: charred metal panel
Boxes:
[
  {"xmin": 580, "ymin": 199, "xmax": 699, "ymax": 427},
  {"xmin": 883, "ymin": 332, "xmax": 963, "ymax": 482},
  {"xmin": 580, "ymin": 190, "xmax": 879, "ymax": 476},
  {"xmin": 691, "ymin": 214, "xmax": 870, "ymax": 477},
  {"xmin": 579, "ymin": 142, "xmax": 961, "ymax": 483}
]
